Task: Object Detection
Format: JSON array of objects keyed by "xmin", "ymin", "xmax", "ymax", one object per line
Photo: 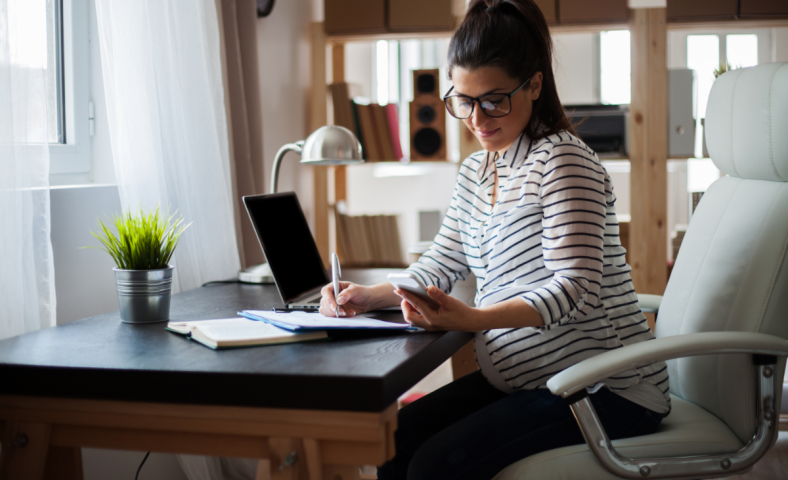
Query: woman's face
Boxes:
[{"xmin": 450, "ymin": 66, "xmax": 543, "ymax": 155}]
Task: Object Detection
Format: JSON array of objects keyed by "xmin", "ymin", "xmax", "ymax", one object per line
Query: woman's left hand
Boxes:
[{"xmin": 396, "ymin": 286, "xmax": 482, "ymax": 332}]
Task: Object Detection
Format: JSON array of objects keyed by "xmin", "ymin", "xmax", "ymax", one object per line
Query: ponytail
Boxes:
[{"xmin": 448, "ymin": 0, "xmax": 575, "ymax": 140}]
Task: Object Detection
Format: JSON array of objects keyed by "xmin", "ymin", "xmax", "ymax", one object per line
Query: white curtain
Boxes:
[
  {"xmin": 0, "ymin": 0, "xmax": 57, "ymax": 340},
  {"xmin": 95, "ymin": 0, "xmax": 241, "ymax": 293}
]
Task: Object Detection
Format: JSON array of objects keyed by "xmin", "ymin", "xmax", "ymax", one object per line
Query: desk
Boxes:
[{"xmin": 0, "ymin": 269, "xmax": 472, "ymax": 480}]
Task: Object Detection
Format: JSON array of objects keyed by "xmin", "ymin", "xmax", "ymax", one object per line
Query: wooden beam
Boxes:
[
  {"xmin": 629, "ymin": 8, "xmax": 668, "ymax": 295},
  {"xmin": 311, "ymin": 22, "xmax": 330, "ymax": 267},
  {"xmin": 0, "ymin": 395, "xmax": 398, "ymax": 443},
  {"xmin": 332, "ymin": 44, "xmax": 347, "ymax": 205},
  {"xmin": 331, "ymin": 44, "xmax": 347, "ymax": 262}
]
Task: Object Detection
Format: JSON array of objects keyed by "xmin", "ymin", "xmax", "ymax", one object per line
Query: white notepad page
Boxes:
[{"xmin": 243, "ymin": 310, "xmax": 413, "ymax": 330}]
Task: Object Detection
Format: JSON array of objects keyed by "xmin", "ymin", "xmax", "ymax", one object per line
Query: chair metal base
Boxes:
[{"xmin": 570, "ymin": 362, "xmax": 780, "ymax": 479}]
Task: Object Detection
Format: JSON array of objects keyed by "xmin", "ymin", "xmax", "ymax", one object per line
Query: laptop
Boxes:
[{"xmin": 243, "ymin": 192, "xmax": 328, "ymax": 311}]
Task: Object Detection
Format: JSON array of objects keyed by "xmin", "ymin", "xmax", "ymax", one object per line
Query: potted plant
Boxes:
[{"xmin": 87, "ymin": 206, "xmax": 189, "ymax": 324}]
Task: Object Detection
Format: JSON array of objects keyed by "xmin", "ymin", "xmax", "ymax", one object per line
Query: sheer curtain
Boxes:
[
  {"xmin": 0, "ymin": 0, "xmax": 57, "ymax": 340},
  {"xmin": 95, "ymin": 0, "xmax": 241, "ymax": 293}
]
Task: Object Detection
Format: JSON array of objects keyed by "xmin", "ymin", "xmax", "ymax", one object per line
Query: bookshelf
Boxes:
[
  {"xmin": 311, "ymin": 25, "xmax": 459, "ymax": 269},
  {"xmin": 309, "ymin": 13, "xmax": 788, "ymax": 294},
  {"xmin": 310, "ymin": 19, "xmax": 640, "ymax": 271}
]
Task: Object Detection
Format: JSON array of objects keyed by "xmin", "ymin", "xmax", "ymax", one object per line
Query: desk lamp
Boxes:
[{"xmin": 239, "ymin": 125, "xmax": 364, "ymax": 283}]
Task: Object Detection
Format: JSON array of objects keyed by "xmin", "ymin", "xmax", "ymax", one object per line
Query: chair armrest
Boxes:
[
  {"xmin": 546, "ymin": 332, "xmax": 788, "ymax": 398},
  {"xmin": 637, "ymin": 294, "xmax": 662, "ymax": 313}
]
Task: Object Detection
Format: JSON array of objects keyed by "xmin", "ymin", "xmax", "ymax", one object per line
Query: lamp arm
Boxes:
[{"xmin": 270, "ymin": 141, "xmax": 304, "ymax": 193}]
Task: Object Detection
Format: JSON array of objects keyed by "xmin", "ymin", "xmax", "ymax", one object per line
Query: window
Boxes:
[
  {"xmin": 687, "ymin": 34, "xmax": 719, "ymax": 158},
  {"xmin": 46, "ymin": 0, "xmax": 65, "ymax": 144},
  {"xmin": 726, "ymin": 34, "xmax": 758, "ymax": 69},
  {"xmin": 671, "ymin": 28, "xmax": 767, "ymax": 218},
  {"xmin": 671, "ymin": 28, "xmax": 768, "ymax": 161},
  {"xmin": 600, "ymin": 30, "xmax": 630, "ymax": 105},
  {"xmin": 48, "ymin": 0, "xmax": 92, "ymax": 180}
]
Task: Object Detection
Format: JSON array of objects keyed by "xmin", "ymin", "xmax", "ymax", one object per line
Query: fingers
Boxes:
[
  {"xmin": 319, "ymin": 298, "xmax": 354, "ymax": 317},
  {"xmin": 402, "ymin": 299, "xmax": 436, "ymax": 331},
  {"xmin": 320, "ymin": 287, "xmax": 350, "ymax": 317},
  {"xmin": 397, "ymin": 288, "xmax": 439, "ymax": 314},
  {"xmin": 396, "ymin": 289, "xmax": 423, "ymax": 313},
  {"xmin": 335, "ymin": 283, "xmax": 361, "ymax": 305},
  {"xmin": 321, "ymin": 283, "xmax": 336, "ymax": 301},
  {"xmin": 426, "ymin": 285, "xmax": 447, "ymax": 299}
]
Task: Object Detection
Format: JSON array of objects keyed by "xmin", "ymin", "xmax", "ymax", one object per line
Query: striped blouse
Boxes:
[{"xmin": 406, "ymin": 130, "xmax": 670, "ymax": 413}]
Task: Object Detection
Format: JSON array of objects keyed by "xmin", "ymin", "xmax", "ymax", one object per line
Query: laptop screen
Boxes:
[{"xmin": 243, "ymin": 193, "xmax": 329, "ymax": 304}]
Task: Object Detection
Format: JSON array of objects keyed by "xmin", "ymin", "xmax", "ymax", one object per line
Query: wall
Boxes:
[
  {"xmin": 256, "ymin": 0, "xmax": 317, "ymax": 225},
  {"xmin": 88, "ymin": 0, "xmax": 115, "ymax": 185},
  {"xmin": 50, "ymin": 185, "xmax": 122, "ymax": 325},
  {"xmin": 553, "ymin": 32, "xmax": 601, "ymax": 105},
  {"xmin": 346, "ymin": 163, "xmax": 460, "ymax": 259},
  {"xmin": 776, "ymin": 27, "xmax": 788, "ymax": 61}
]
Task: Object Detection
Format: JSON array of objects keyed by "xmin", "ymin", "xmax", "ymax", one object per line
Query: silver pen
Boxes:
[{"xmin": 331, "ymin": 253, "xmax": 342, "ymax": 317}]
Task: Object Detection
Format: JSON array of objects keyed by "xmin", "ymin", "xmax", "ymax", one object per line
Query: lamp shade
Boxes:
[{"xmin": 299, "ymin": 125, "xmax": 364, "ymax": 166}]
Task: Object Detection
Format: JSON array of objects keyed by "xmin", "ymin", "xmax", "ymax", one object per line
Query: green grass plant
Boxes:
[{"xmin": 86, "ymin": 205, "xmax": 190, "ymax": 270}]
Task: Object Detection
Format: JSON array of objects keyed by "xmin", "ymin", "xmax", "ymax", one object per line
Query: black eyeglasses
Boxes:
[{"xmin": 443, "ymin": 77, "xmax": 531, "ymax": 119}]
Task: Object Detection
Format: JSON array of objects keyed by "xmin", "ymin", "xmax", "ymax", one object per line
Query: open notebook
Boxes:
[{"xmin": 166, "ymin": 318, "xmax": 328, "ymax": 350}]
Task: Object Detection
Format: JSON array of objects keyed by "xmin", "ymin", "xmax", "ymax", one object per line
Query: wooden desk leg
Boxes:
[
  {"xmin": 302, "ymin": 438, "xmax": 360, "ymax": 480},
  {"xmin": 0, "ymin": 421, "xmax": 51, "ymax": 480},
  {"xmin": 322, "ymin": 465, "xmax": 360, "ymax": 480},
  {"xmin": 451, "ymin": 340, "xmax": 479, "ymax": 380},
  {"xmin": 302, "ymin": 439, "xmax": 322, "ymax": 480},
  {"xmin": 43, "ymin": 447, "xmax": 83, "ymax": 480}
]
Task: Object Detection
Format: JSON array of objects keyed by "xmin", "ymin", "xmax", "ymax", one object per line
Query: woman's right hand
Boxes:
[{"xmin": 319, "ymin": 281, "xmax": 376, "ymax": 317}]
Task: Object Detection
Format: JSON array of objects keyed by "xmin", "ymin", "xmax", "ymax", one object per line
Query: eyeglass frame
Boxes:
[{"xmin": 442, "ymin": 77, "xmax": 532, "ymax": 119}]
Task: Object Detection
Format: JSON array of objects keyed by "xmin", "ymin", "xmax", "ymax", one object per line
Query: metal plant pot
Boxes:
[{"xmin": 114, "ymin": 266, "xmax": 174, "ymax": 324}]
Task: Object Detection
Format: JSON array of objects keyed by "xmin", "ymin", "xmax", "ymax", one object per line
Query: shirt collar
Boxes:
[
  {"xmin": 502, "ymin": 132, "xmax": 533, "ymax": 168},
  {"xmin": 473, "ymin": 131, "xmax": 532, "ymax": 183}
]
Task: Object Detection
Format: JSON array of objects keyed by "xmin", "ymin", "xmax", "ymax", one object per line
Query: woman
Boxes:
[{"xmin": 320, "ymin": 1, "xmax": 670, "ymax": 478}]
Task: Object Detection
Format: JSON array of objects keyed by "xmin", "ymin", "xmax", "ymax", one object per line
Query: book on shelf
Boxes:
[
  {"xmin": 329, "ymin": 83, "xmax": 355, "ymax": 131},
  {"xmin": 355, "ymin": 103, "xmax": 381, "ymax": 161},
  {"xmin": 349, "ymin": 101, "xmax": 364, "ymax": 155},
  {"xmin": 371, "ymin": 104, "xmax": 397, "ymax": 161},
  {"xmin": 329, "ymin": 82, "xmax": 404, "ymax": 162},
  {"xmin": 336, "ymin": 211, "xmax": 405, "ymax": 268},
  {"xmin": 166, "ymin": 318, "xmax": 327, "ymax": 350},
  {"xmin": 385, "ymin": 103, "xmax": 403, "ymax": 160}
]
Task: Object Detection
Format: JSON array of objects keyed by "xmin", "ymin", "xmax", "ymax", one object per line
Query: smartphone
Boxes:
[{"xmin": 387, "ymin": 273, "xmax": 440, "ymax": 311}]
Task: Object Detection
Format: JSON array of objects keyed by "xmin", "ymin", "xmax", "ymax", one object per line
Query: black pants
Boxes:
[{"xmin": 377, "ymin": 371, "xmax": 665, "ymax": 480}]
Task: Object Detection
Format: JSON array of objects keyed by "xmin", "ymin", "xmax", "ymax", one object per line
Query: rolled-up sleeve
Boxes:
[{"xmin": 521, "ymin": 143, "xmax": 606, "ymax": 329}]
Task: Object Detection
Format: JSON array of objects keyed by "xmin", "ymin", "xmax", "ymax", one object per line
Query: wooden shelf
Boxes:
[
  {"xmin": 328, "ymin": 30, "xmax": 453, "ymax": 45},
  {"xmin": 312, "ymin": 11, "xmax": 785, "ymax": 292}
]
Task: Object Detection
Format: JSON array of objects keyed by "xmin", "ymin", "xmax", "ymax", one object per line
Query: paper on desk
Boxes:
[{"xmin": 239, "ymin": 310, "xmax": 415, "ymax": 331}]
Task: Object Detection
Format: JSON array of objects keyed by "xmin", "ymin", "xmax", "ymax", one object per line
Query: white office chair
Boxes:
[{"xmin": 494, "ymin": 62, "xmax": 788, "ymax": 479}]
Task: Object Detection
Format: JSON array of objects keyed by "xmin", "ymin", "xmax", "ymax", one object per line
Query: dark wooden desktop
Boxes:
[{"xmin": 0, "ymin": 269, "xmax": 473, "ymax": 480}]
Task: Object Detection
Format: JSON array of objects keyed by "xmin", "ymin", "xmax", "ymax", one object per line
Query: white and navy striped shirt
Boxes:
[{"xmin": 407, "ymin": 130, "xmax": 670, "ymax": 413}]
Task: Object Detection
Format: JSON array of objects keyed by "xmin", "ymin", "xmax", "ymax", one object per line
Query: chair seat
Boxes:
[{"xmin": 493, "ymin": 395, "xmax": 744, "ymax": 480}]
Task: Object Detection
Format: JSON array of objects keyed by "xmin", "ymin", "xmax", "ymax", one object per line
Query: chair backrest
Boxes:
[{"xmin": 655, "ymin": 62, "xmax": 788, "ymax": 444}]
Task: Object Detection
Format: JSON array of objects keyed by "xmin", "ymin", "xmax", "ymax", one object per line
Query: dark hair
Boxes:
[{"xmin": 448, "ymin": 0, "xmax": 575, "ymax": 141}]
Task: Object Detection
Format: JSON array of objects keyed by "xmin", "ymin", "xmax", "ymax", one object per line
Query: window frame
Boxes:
[
  {"xmin": 669, "ymin": 27, "xmax": 773, "ymax": 75},
  {"xmin": 49, "ymin": 0, "xmax": 91, "ymax": 176}
]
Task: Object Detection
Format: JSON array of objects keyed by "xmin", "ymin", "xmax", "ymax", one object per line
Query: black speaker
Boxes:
[
  {"xmin": 409, "ymin": 69, "xmax": 445, "ymax": 160},
  {"xmin": 413, "ymin": 69, "xmax": 439, "ymax": 98}
]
